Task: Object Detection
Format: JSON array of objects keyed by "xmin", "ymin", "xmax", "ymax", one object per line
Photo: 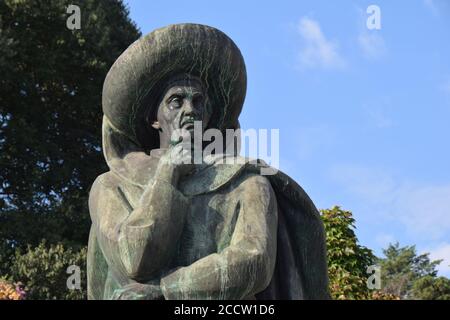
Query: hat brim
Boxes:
[{"xmin": 102, "ymin": 23, "xmax": 247, "ymax": 151}]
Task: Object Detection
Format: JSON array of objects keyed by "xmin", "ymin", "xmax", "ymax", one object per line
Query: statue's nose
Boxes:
[{"xmin": 182, "ymin": 99, "xmax": 195, "ymax": 115}]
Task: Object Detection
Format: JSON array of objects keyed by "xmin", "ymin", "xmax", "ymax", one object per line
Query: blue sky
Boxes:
[{"xmin": 125, "ymin": 0, "xmax": 450, "ymax": 276}]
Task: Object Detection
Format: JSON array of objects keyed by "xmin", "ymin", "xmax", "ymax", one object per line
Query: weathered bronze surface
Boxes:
[{"xmin": 87, "ymin": 23, "xmax": 329, "ymax": 300}]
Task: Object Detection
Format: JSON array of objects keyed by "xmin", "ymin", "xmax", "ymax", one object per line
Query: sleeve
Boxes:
[
  {"xmin": 89, "ymin": 174, "xmax": 189, "ymax": 282},
  {"xmin": 87, "ymin": 226, "xmax": 109, "ymax": 300},
  {"xmin": 159, "ymin": 175, "xmax": 278, "ymax": 300}
]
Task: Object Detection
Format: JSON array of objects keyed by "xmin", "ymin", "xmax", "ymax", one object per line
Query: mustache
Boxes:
[{"xmin": 180, "ymin": 116, "xmax": 200, "ymax": 127}]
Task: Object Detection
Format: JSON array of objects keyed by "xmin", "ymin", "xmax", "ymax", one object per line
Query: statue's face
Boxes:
[{"xmin": 152, "ymin": 78, "xmax": 211, "ymax": 149}]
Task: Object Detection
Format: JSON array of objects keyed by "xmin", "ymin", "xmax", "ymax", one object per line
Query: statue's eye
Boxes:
[
  {"xmin": 168, "ymin": 97, "xmax": 182, "ymax": 109},
  {"xmin": 193, "ymin": 94, "xmax": 203, "ymax": 106}
]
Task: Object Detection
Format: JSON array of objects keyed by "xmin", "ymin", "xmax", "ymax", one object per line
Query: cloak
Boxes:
[{"xmin": 88, "ymin": 23, "xmax": 330, "ymax": 300}]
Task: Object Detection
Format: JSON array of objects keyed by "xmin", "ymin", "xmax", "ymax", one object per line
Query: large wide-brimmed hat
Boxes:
[{"xmin": 102, "ymin": 23, "xmax": 247, "ymax": 151}]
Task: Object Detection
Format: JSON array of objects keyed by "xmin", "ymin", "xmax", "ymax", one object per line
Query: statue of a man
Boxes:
[{"xmin": 87, "ymin": 23, "xmax": 329, "ymax": 300}]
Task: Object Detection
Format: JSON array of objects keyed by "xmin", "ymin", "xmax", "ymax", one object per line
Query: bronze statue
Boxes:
[{"xmin": 87, "ymin": 23, "xmax": 329, "ymax": 300}]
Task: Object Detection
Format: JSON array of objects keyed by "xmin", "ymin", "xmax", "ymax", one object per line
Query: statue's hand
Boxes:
[
  {"xmin": 111, "ymin": 282, "xmax": 164, "ymax": 300},
  {"xmin": 158, "ymin": 140, "xmax": 195, "ymax": 179}
]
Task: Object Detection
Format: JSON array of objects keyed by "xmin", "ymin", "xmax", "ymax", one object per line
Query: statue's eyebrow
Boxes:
[
  {"xmin": 166, "ymin": 93, "xmax": 184, "ymax": 102},
  {"xmin": 166, "ymin": 88, "xmax": 203, "ymax": 100}
]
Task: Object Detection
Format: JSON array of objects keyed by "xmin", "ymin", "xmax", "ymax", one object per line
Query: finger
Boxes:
[
  {"xmin": 170, "ymin": 146, "xmax": 192, "ymax": 164},
  {"xmin": 180, "ymin": 151, "xmax": 193, "ymax": 164},
  {"xmin": 169, "ymin": 144, "xmax": 188, "ymax": 157},
  {"xmin": 111, "ymin": 291, "xmax": 123, "ymax": 300},
  {"xmin": 170, "ymin": 128, "xmax": 192, "ymax": 144}
]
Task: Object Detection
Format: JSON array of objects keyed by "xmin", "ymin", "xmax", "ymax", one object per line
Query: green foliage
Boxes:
[
  {"xmin": 321, "ymin": 207, "xmax": 449, "ymax": 300},
  {"xmin": 0, "ymin": 0, "xmax": 140, "ymax": 299},
  {"xmin": 0, "ymin": 278, "xmax": 25, "ymax": 300},
  {"xmin": 9, "ymin": 241, "xmax": 87, "ymax": 300},
  {"xmin": 379, "ymin": 242, "xmax": 443, "ymax": 299},
  {"xmin": 320, "ymin": 206, "xmax": 376, "ymax": 299},
  {"xmin": 0, "ymin": 241, "xmax": 14, "ymax": 277},
  {"xmin": 1, "ymin": 0, "xmax": 447, "ymax": 301},
  {"xmin": 0, "ymin": 0, "xmax": 141, "ymax": 248},
  {"xmin": 411, "ymin": 275, "xmax": 450, "ymax": 300}
]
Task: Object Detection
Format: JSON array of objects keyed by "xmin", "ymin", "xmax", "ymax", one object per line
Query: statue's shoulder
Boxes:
[
  {"xmin": 89, "ymin": 171, "xmax": 122, "ymax": 197},
  {"xmin": 225, "ymin": 167, "xmax": 275, "ymax": 198},
  {"xmin": 88, "ymin": 171, "xmax": 131, "ymax": 224},
  {"xmin": 236, "ymin": 171, "xmax": 272, "ymax": 188},
  {"xmin": 181, "ymin": 157, "xmax": 276, "ymax": 196}
]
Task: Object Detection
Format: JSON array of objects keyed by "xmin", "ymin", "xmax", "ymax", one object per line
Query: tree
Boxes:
[
  {"xmin": 411, "ymin": 275, "xmax": 450, "ymax": 300},
  {"xmin": 379, "ymin": 242, "xmax": 444, "ymax": 299},
  {"xmin": 0, "ymin": 278, "xmax": 25, "ymax": 300},
  {"xmin": 0, "ymin": 0, "xmax": 140, "ymax": 247},
  {"xmin": 8, "ymin": 241, "xmax": 86, "ymax": 300},
  {"xmin": 320, "ymin": 206, "xmax": 376, "ymax": 299},
  {"xmin": 0, "ymin": 0, "xmax": 140, "ymax": 299}
]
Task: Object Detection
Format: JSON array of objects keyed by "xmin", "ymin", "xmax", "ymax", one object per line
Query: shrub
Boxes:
[
  {"xmin": 9, "ymin": 241, "xmax": 87, "ymax": 300},
  {"xmin": 0, "ymin": 278, "xmax": 25, "ymax": 300}
]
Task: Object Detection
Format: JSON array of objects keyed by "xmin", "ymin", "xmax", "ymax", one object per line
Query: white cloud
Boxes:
[
  {"xmin": 363, "ymin": 98, "xmax": 394, "ymax": 129},
  {"xmin": 358, "ymin": 32, "xmax": 387, "ymax": 60},
  {"xmin": 424, "ymin": 0, "xmax": 439, "ymax": 15},
  {"xmin": 355, "ymin": 6, "xmax": 387, "ymax": 60},
  {"xmin": 330, "ymin": 164, "xmax": 450, "ymax": 240},
  {"xmin": 297, "ymin": 17, "xmax": 345, "ymax": 70},
  {"xmin": 375, "ymin": 233, "xmax": 396, "ymax": 248},
  {"xmin": 423, "ymin": 0, "xmax": 450, "ymax": 15},
  {"xmin": 366, "ymin": 108, "xmax": 393, "ymax": 128},
  {"xmin": 440, "ymin": 79, "xmax": 450, "ymax": 95},
  {"xmin": 428, "ymin": 243, "xmax": 450, "ymax": 276},
  {"xmin": 397, "ymin": 184, "xmax": 450, "ymax": 239},
  {"xmin": 330, "ymin": 165, "xmax": 397, "ymax": 203}
]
